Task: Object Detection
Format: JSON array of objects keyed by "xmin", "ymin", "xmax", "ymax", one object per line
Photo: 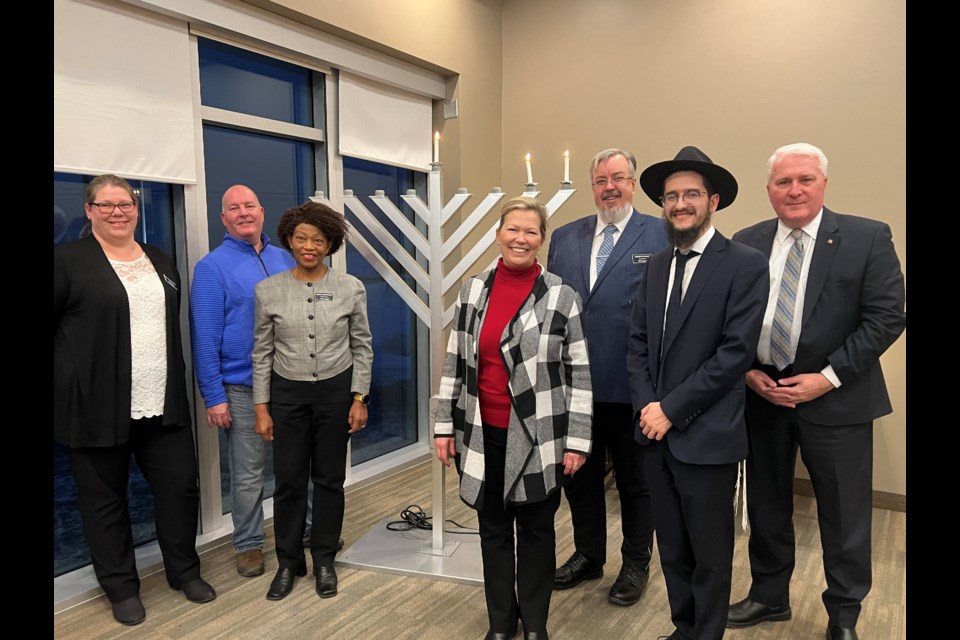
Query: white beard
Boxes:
[{"xmin": 597, "ymin": 204, "xmax": 633, "ymax": 225}]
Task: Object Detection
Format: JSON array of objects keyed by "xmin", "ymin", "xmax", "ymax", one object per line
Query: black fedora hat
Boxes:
[{"xmin": 639, "ymin": 146, "xmax": 738, "ymax": 211}]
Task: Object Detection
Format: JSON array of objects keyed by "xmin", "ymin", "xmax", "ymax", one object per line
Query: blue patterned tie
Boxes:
[
  {"xmin": 596, "ymin": 224, "xmax": 617, "ymax": 275},
  {"xmin": 770, "ymin": 229, "xmax": 805, "ymax": 371}
]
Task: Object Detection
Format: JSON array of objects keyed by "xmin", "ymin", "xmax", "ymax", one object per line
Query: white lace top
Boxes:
[{"xmin": 110, "ymin": 252, "xmax": 168, "ymax": 419}]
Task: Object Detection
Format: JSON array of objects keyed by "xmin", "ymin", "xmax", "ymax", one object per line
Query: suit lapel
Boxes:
[
  {"xmin": 592, "ymin": 210, "xmax": 645, "ymax": 294},
  {"xmin": 577, "ymin": 219, "xmax": 594, "ymax": 298},
  {"xmin": 647, "ymin": 251, "xmax": 670, "ymax": 383},
  {"xmin": 661, "ymin": 233, "xmax": 727, "ymax": 359},
  {"xmin": 801, "ymin": 208, "xmax": 840, "ymax": 327}
]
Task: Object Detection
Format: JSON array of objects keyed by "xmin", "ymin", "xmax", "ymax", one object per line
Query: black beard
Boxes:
[{"xmin": 664, "ymin": 210, "xmax": 710, "ymax": 249}]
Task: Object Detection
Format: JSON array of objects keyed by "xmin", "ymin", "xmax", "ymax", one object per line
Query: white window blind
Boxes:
[
  {"xmin": 54, "ymin": 0, "xmax": 197, "ymax": 184},
  {"xmin": 338, "ymin": 72, "xmax": 432, "ymax": 172}
]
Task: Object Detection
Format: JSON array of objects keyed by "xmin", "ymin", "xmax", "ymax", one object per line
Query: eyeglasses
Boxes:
[
  {"xmin": 89, "ymin": 201, "xmax": 137, "ymax": 214},
  {"xmin": 660, "ymin": 190, "xmax": 708, "ymax": 205},
  {"xmin": 592, "ymin": 175, "xmax": 635, "ymax": 189}
]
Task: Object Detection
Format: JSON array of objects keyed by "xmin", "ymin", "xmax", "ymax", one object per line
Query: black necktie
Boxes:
[{"xmin": 663, "ymin": 249, "xmax": 699, "ymax": 349}]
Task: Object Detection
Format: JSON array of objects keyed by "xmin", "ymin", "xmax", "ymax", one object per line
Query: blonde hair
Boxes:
[{"xmin": 499, "ymin": 196, "xmax": 548, "ymax": 236}]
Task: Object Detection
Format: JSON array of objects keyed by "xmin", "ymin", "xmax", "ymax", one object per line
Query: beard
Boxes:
[
  {"xmin": 596, "ymin": 203, "xmax": 633, "ymax": 225},
  {"xmin": 664, "ymin": 208, "xmax": 712, "ymax": 249}
]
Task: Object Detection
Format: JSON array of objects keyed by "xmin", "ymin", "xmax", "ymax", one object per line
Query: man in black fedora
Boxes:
[{"xmin": 626, "ymin": 146, "xmax": 769, "ymax": 639}]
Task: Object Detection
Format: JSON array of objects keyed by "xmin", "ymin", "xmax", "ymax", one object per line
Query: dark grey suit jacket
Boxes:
[
  {"xmin": 733, "ymin": 207, "xmax": 906, "ymax": 425},
  {"xmin": 627, "ymin": 231, "xmax": 770, "ymax": 465}
]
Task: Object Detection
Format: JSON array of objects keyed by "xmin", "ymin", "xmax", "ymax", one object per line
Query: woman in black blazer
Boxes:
[{"xmin": 54, "ymin": 174, "xmax": 215, "ymax": 626}]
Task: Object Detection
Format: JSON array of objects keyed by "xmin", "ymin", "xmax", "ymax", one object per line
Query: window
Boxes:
[{"xmin": 197, "ymin": 37, "xmax": 326, "ymax": 515}]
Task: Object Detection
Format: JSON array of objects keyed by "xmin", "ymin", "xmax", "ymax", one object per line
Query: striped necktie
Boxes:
[
  {"xmin": 770, "ymin": 229, "xmax": 805, "ymax": 371},
  {"xmin": 596, "ymin": 224, "xmax": 617, "ymax": 275}
]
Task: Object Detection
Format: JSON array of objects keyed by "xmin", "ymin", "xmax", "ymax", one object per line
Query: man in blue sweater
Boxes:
[{"xmin": 190, "ymin": 185, "xmax": 294, "ymax": 577}]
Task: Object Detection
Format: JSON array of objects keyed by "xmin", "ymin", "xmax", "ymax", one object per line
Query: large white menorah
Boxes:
[{"xmin": 314, "ymin": 162, "xmax": 575, "ymax": 559}]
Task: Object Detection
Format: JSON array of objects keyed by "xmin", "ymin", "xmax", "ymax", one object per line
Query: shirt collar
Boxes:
[
  {"xmin": 593, "ymin": 209, "xmax": 633, "ymax": 238},
  {"xmin": 776, "ymin": 208, "xmax": 823, "ymax": 244},
  {"xmin": 676, "ymin": 224, "xmax": 716, "ymax": 255}
]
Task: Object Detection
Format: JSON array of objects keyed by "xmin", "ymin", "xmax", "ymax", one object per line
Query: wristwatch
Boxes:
[{"xmin": 353, "ymin": 392, "xmax": 370, "ymax": 406}]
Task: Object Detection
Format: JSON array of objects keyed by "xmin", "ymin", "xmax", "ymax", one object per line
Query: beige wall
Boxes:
[
  {"xmin": 255, "ymin": 0, "xmax": 906, "ymax": 495},
  {"xmin": 501, "ymin": 0, "xmax": 906, "ymax": 495}
]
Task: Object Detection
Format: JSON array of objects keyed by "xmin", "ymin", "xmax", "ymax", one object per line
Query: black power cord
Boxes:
[{"xmin": 385, "ymin": 504, "xmax": 477, "ymax": 534}]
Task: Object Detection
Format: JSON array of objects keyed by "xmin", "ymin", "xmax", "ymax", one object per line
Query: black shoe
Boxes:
[
  {"xmin": 524, "ymin": 632, "xmax": 548, "ymax": 640},
  {"xmin": 553, "ymin": 551, "xmax": 603, "ymax": 590},
  {"xmin": 827, "ymin": 624, "xmax": 859, "ymax": 640},
  {"xmin": 607, "ymin": 563, "xmax": 649, "ymax": 606},
  {"xmin": 315, "ymin": 565, "xmax": 338, "ymax": 598},
  {"xmin": 111, "ymin": 596, "xmax": 145, "ymax": 626},
  {"xmin": 726, "ymin": 597, "xmax": 792, "ymax": 628},
  {"xmin": 173, "ymin": 578, "xmax": 217, "ymax": 603},
  {"xmin": 484, "ymin": 625, "xmax": 518, "ymax": 640},
  {"xmin": 266, "ymin": 566, "xmax": 306, "ymax": 601}
]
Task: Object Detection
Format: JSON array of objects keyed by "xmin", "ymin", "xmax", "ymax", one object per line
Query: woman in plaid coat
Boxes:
[{"xmin": 435, "ymin": 196, "xmax": 593, "ymax": 640}]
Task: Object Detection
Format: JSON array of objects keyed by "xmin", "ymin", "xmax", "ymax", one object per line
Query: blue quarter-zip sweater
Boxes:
[{"xmin": 189, "ymin": 233, "xmax": 294, "ymax": 407}]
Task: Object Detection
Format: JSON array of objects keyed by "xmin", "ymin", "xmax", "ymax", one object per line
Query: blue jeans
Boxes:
[{"xmin": 224, "ymin": 385, "xmax": 267, "ymax": 552}]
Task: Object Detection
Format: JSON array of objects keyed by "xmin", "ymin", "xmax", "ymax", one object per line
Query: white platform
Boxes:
[{"xmin": 336, "ymin": 517, "xmax": 483, "ymax": 586}]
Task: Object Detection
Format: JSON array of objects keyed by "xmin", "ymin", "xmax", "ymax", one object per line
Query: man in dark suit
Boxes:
[
  {"xmin": 726, "ymin": 143, "xmax": 906, "ymax": 640},
  {"xmin": 627, "ymin": 146, "xmax": 769, "ymax": 640},
  {"xmin": 547, "ymin": 148, "xmax": 669, "ymax": 606}
]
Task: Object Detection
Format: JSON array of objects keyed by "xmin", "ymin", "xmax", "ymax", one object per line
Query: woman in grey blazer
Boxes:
[
  {"xmin": 435, "ymin": 197, "xmax": 593, "ymax": 640},
  {"xmin": 252, "ymin": 201, "xmax": 373, "ymax": 602}
]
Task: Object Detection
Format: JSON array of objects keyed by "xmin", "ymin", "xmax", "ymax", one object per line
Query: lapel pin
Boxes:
[{"xmin": 827, "ymin": 239, "xmax": 834, "ymax": 244}]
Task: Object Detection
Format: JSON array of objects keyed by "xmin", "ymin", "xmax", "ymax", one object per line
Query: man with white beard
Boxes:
[{"xmin": 547, "ymin": 148, "xmax": 670, "ymax": 607}]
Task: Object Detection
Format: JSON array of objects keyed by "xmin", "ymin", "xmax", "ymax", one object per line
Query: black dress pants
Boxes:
[
  {"xmin": 477, "ymin": 424, "xmax": 561, "ymax": 635},
  {"xmin": 68, "ymin": 418, "xmax": 202, "ymax": 603},
  {"xmin": 271, "ymin": 398, "xmax": 352, "ymax": 569},
  {"xmin": 644, "ymin": 440, "xmax": 738, "ymax": 640},
  {"xmin": 562, "ymin": 401, "xmax": 654, "ymax": 568},
  {"xmin": 744, "ymin": 388, "xmax": 873, "ymax": 629}
]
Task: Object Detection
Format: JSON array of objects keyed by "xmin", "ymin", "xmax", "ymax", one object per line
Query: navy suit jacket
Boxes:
[
  {"xmin": 547, "ymin": 209, "xmax": 669, "ymax": 404},
  {"xmin": 733, "ymin": 208, "xmax": 906, "ymax": 426},
  {"xmin": 626, "ymin": 231, "xmax": 769, "ymax": 465}
]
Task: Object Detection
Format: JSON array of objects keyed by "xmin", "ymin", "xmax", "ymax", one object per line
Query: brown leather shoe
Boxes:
[{"xmin": 236, "ymin": 549, "xmax": 265, "ymax": 577}]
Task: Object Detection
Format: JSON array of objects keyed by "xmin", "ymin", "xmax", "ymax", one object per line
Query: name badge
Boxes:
[
  {"xmin": 162, "ymin": 273, "xmax": 178, "ymax": 290},
  {"xmin": 632, "ymin": 254, "xmax": 651, "ymax": 264},
  {"xmin": 315, "ymin": 292, "xmax": 334, "ymax": 302}
]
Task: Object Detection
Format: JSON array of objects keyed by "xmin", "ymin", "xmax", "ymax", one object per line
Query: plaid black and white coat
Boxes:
[{"xmin": 435, "ymin": 265, "xmax": 593, "ymax": 510}]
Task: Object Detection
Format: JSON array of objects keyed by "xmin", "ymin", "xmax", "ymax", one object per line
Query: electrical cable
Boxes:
[{"xmin": 385, "ymin": 504, "xmax": 478, "ymax": 534}]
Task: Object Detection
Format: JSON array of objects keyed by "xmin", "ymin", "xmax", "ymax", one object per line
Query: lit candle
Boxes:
[
  {"xmin": 433, "ymin": 131, "xmax": 440, "ymax": 164},
  {"xmin": 563, "ymin": 150, "xmax": 570, "ymax": 183},
  {"xmin": 525, "ymin": 153, "xmax": 534, "ymax": 184}
]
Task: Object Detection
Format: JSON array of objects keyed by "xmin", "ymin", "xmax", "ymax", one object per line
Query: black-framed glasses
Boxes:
[
  {"xmin": 592, "ymin": 175, "xmax": 635, "ymax": 189},
  {"xmin": 660, "ymin": 190, "xmax": 708, "ymax": 205},
  {"xmin": 89, "ymin": 201, "xmax": 138, "ymax": 214}
]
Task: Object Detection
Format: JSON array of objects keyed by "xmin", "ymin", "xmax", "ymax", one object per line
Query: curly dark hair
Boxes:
[{"xmin": 277, "ymin": 201, "xmax": 349, "ymax": 255}]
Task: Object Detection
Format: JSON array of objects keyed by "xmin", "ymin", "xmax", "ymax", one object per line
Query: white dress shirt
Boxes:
[
  {"xmin": 589, "ymin": 214, "xmax": 631, "ymax": 290},
  {"xmin": 756, "ymin": 209, "xmax": 840, "ymax": 387}
]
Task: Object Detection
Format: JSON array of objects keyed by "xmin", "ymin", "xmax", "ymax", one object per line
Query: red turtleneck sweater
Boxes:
[{"xmin": 477, "ymin": 259, "xmax": 540, "ymax": 428}]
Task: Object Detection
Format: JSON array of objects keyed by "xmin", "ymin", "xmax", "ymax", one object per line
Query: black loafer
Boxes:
[
  {"xmin": 267, "ymin": 566, "xmax": 306, "ymax": 601},
  {"xmin": 726, "ymin": 597, "xmax": 791, "ymax": 628},
  {"xmin": 484, "ymin": 624, "xmax": 518, "ymax": 640},
  {"xmin": 173, "ymin": 577, "xmax": 217, "ymax": 603},
  {"xmin": 111, "ymin": 595, "xmax": 145, "ymax": 626},
  {"xmin": 315, "ymin": 565, "xmax": 338, "ymax": 598},
  {"xmin": 827, "ymin": 624, "xmax": 859, "ymax": 640},
  {"xmin": 607, "ymin": 563, "xmax": 649, "ymax": 606},
  {"xmin": 553, "ymin": 551, "xmax": 603, "ymax": 590}
]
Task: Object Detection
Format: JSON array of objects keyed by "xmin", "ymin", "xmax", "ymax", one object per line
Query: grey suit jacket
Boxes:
[
  {"xmin": 252, "ymin": 268, "xmax": 373, "ymax": 404},
  {"xmin": 734, "ymin": 207, "xmax": 906, "ymax": 425}
]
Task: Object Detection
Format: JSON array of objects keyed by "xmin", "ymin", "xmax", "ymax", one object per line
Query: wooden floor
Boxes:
[{"xmin": 53, "ymin": 461, "xmax": 906, "ymax": 639}]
